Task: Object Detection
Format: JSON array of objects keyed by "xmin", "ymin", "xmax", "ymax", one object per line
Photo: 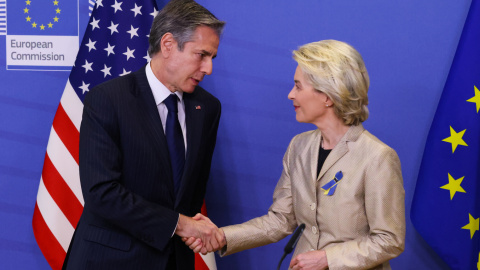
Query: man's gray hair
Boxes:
[{"xmin": 148, "ymin": 0, "xmax": 225, "ymax": 56}]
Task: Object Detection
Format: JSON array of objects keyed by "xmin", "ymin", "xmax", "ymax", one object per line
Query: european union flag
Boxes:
[
  {"xmin": 7, "ymin": 0, "xmax": 78, "ymax": 36},
  {"xmin": 411, "ymin": 0, "xmax": 480, "ymax": 269}
]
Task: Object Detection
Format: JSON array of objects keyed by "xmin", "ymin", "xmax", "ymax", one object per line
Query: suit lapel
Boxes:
[
  {"xmin": 132, "ymin": 67, "xmax": 175, "ymax": 198},
  {"xmin": 317, "ymin": 124, "xmax": 365, "ymax": 181},
  {"xmin": 175, "ymin": 92, "xmax": 205, "ymax": 207}
]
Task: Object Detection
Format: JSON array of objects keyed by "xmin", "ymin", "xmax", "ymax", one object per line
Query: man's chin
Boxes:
[{"xmin": 182, "ymin": 86, "xmax": 197, "ymax": 94}]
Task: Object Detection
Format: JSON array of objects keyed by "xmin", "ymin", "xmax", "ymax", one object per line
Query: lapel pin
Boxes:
[
  {"xmin": 195, "ymin": 105, "xmax": 201, "ymax": 110},
  {"xmin": 321, "ymin": 171, "xmax": 343, "ymax": 196}
]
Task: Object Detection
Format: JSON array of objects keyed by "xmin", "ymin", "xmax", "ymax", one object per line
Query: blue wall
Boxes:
[{"xmin": 0, "ymin": 0, "xmax": 472, "ymax": 269}]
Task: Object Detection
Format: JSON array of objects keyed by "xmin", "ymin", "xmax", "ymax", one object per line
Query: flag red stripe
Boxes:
[
  {"xmin": 32, "ymin": 204, "xmax": 67, "ymax": 270},
  {"xmin": 42, "ymin": 154, "xmax": 83, "ymax": 228},
  {"xmin": 194, "ymin": 253, "xmax": 210, "ymax": 270},
  {"xmin": 52, "ymin": 104, "xmax": 80, "ymax": 165},
  {"xmin": 194, "ymin": 200, "xmax": 211, "ymax": 270}
]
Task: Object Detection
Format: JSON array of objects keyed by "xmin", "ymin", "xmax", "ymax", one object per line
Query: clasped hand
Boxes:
[{"xmin": 176, "ymin": 213, "xmax": 225, "ymax": 255}]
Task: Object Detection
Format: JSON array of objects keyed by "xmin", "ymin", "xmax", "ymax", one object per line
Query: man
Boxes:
[{"xmin": 62, "ymin": 0, "xmax": 226, "ymax": 269}]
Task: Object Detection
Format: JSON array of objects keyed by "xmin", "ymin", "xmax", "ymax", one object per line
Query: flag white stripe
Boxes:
[
  {"xmin": 46, "ymin": 128, "xmax": 84, "ymax": 205},
  {"xmin": 36, "ymin": 178, "xmax": 75, "ymax": 252},
  {"xmin": 200, "ymin": 253, "xmax": 217, "ymax": 270},
  {"xmin": 61, "ymin": 80, "xmax": 84, "ymax": 131}
]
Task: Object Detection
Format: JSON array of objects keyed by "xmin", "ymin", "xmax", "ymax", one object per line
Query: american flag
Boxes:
[{"xmin": 32, "ymin": 0, "xmax": 216, "ymax": 269}]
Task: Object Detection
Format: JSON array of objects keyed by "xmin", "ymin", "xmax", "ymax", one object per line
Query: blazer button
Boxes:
[
  {"xmin": 312, "ymin": 226, "xmax": 318, "ymax": 234},
  {"xmin": 310, "ymin": 203, "xmax": 316, "ymax": 210}
]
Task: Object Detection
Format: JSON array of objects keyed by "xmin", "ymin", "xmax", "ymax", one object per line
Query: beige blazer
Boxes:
[{"xmin": 221, "ymin": 124, "xmax": 405, "ymax": 270}]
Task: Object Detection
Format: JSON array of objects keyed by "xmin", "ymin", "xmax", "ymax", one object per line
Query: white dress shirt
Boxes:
[{"xmin": 145, "ymin": 62, "xmax": 187, "ymax": 152}]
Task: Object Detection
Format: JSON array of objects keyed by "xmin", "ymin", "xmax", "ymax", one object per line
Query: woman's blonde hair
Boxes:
[{"xmin": 293, "ymin": 40, "xmax": 369, "ymax": 125}]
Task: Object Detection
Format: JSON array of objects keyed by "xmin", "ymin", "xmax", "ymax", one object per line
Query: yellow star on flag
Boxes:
[
  {"xmin": 440, "ymin": 173, "xmax": 466, "ymax": 200},
  {"xmin": 26, "ymin": 0, "xmax": 31, "ymax": 5},
  {"xmin": 40, "ymin": 24, "xmax": 45, "ymax": 30},
  {"xmin": 32, "ymin": 22, "xmax": 37, "ymax": 28},
  {"xmin": 53, "ymin": 0, "xmax": 59, "ymax": 5},
  {"xmin": 462, "ymin": 213, "xmax": 479, "ymax": 239},
  {"xmin": 56, "ymin": 8, "xmax": 61, "ymax": 14},
  {"xmin": 477, "ymin": 252, "xmax": 480, "ymax": 270},
  {"xmin": 48, "ymin": 22, "xmax": 53, "ymax": 28},
  {"xmin": 26, "ymin": 16, "xmax": 31, "ymax": 22},
  {"xmin": 23, "ymin": 7, "xmax": 29, "ymax": 13},
  {"xmin": 467, "ymin": 86, "xmax": 480, "ymax": 113},
  {"xmin": 442, "ymin": 126, "xmax": 468, "ymax": 153},
  {"xmin": 53, "ymin": 16, "xmax": 59, "ymax": 22}
]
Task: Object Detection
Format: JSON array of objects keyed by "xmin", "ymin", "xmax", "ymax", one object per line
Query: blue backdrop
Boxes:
[{"xmin": 0, "ymin": 0, "xmax": 472, "ymax": 269}]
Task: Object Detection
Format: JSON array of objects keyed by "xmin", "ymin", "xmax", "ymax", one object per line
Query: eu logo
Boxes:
[{"xmin": 5, "ymin": 0, "xmax": 79, "ymax": 70}]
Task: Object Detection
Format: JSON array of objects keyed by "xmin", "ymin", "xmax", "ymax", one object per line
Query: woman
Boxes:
[{"xmin": 188, "ymin": 40, "xmax": 405, "ymax": 270}]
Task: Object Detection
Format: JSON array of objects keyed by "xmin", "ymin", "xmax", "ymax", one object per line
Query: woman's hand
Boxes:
[{"xmin": 290, "ymin": 250, "xmax": 328, "ymax": 270}]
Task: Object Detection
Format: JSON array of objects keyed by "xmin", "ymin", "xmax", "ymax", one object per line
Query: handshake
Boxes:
[{"xmin": 175, "ymin": 213, "xmax": 226, "ymax": 255}]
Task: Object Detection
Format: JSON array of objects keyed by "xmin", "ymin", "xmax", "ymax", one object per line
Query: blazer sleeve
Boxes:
[
  {"xmin": 79, "ymin": 87, "xmax": 179, "ymax": 252},
  {"xmin": 220, "ymin": 137, "xmax": 299, "ymax": 256},
  {"xmin": 324, "ymin": 147, "xmax": 406, "ymax": 269}
]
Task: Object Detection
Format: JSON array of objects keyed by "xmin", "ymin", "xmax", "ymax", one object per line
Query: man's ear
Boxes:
[{"xmin": 160, "ymin": 32, "xmax": 176, "ymax": 58}]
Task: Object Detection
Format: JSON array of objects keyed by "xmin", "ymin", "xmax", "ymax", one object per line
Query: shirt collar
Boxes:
[{"xmin": 145, "ymin": 61, "xmax": 183, "ymax": 106}]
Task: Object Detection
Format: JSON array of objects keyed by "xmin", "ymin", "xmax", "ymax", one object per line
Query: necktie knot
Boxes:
[{"xmin": 164, "ymin": 94, "xmax": 178, "ymax": 113}]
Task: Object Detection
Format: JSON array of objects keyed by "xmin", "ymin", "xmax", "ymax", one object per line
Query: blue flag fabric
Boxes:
[
  {"xmin": 411, "ymin": 0, "xmax": 480, "ymax": 269},
  {"xmin": 71, "ymin": 0, "xmax": 158, "ymax": 102}
]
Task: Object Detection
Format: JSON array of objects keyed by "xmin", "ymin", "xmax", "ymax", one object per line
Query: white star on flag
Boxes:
[
  {"xmin": 111, "ymin": 0, "xmax": 123, "ymax": 13},
  {"xmin": 127, "ymin": 25, "xmax": 139, "ymax": 39},
  {"xmin": 90, "ymin": 17, "xmax": 100, "ymax": 31},
  {"xmin": 104, "ymin": 43, "xmax": 115, "ymax": 56},
  {"xmin": 101, "ymin": 64, "xmax": 112, "ymax": 78},
  {"xmin": 79, "ymin": 81, "xmax": 90, "ymax": 94},
  {"xmin": 123, "ymin": 47, "xmax": 135, "ymax": 60},
  {"xmin": 82, "ymin": 60, "xmax": 93, "ymax": 73},
  {"xmin": 150, "ymin": 7, "xmax": 158, "ymax": 18},
  {"xmin": 120, "ymin": 68, "xmax": 131, "ymax": 76},
  {"xmin": 108, "ymin": 21, "xmax": 119, "ymax": 35},
  {"xmin": 85, "ymin": 39, "xmax": 97, "ymax": 52},
  {"xmin": 144, "ymin": 53, "xmax": 151, "ymax": 62},
  {"xmin": 131, "ymin": 3, "xmax": 142, "ymax": 17}
]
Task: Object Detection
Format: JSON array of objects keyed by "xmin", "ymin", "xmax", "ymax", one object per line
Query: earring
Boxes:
[{"xmin": 326, "ymin": 104, "xmax": 330, "ymax": 107}]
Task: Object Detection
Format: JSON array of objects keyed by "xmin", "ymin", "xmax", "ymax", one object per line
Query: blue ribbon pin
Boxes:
[{"xmin": 321, "ymin": 171, "xmax": 343, "ymax": 196}]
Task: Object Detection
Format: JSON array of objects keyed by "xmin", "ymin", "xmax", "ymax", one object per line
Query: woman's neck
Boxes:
[{"xmin": 318, "ymin": 120, "xmax": 350, "ymax": 150}]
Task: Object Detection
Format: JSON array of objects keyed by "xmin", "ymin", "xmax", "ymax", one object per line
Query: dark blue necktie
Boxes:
[{"xmin": 164, "ymin": 94, "xmax": 185, "ymax": 195}]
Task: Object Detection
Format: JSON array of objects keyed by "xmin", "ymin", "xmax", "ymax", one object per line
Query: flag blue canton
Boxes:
[
  {"xmin": 411, "ymin": 0, "xmax": 480, "ymax": 269},
  {"xmin": 70, "ymin": 0, "xmax": 158, "ymax": 102}
]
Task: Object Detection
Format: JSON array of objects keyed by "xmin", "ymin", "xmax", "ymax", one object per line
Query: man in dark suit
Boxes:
[{"xmin": 62, "ymin": 1, "xmax": 226, "ymax": 269}]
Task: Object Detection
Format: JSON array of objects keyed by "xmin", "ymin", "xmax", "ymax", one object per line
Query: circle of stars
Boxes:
[{"xmin": 23, "ymin": 0, "xmax": 61, "ymax": 31}]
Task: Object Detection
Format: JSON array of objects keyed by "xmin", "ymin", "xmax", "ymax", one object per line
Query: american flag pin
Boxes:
[{"xmin": 195, "ymin": 105, "xmax": 201, "ymax": 110}]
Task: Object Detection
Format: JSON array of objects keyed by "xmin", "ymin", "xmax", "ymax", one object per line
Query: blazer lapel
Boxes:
[
  {"xmin": 175, "ymin": 93, "xmax": 205, "ymax": 207},
  {"xmin": 133, "ymin": 68, "xmax": 175, "ymax": 198},
  {"xmin": 317, "ymin": 124, "xmax": 365, "ymax": 181}
]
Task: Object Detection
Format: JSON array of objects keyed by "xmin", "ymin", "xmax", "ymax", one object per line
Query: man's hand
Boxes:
[
  {"xmin": 180, "ymin": 213, "xmax": 226, "ymax": 254},
  {"xmin": 175, "ymin": 214, "xmax": 225, "ymax": 254},
  {"xmin": 289, "ymin": 250, "xmax": 328, "ymax": 270}
]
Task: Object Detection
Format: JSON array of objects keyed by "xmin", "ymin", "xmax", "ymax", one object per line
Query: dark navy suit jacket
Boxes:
[{"xmin": 63, "ymin": 66, "xmax": 221, "ymax": 269}]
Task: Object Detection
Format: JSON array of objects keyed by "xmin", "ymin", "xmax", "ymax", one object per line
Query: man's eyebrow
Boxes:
[{"xmin": 199, "ymin": 50, "xmax": 217, "ymax": 59}]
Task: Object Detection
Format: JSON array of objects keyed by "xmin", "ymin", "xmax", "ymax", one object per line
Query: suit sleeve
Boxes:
[
  {"xmin": 79, "ymin": 87, "xmax": 179, "ymax": 251},
  {"xmin": 324, "ymin": 147, "xmax": 406, "ymax": 269},
  {"xmin": 220, "ymin": 137, "xmax": 298, "ymax": 256}
]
